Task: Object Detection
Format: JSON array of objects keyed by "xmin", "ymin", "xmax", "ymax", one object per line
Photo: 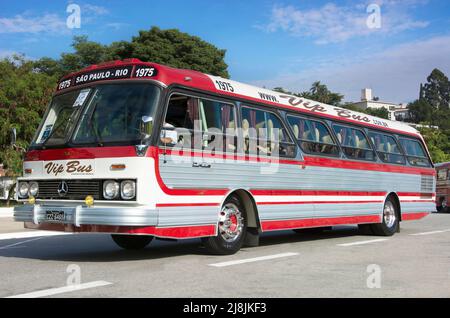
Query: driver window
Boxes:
[{"xmin": 161, "ymin": 94, "xmax": 236, "ymax": 153}]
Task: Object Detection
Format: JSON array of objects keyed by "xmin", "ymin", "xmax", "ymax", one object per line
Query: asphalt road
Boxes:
[{"xmin": 0, "ymin": 213, "xmax": 449, "ymax": 298}]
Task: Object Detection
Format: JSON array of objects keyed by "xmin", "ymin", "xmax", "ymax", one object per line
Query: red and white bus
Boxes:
[{"xmin": 14, "ymin": 59, "xmax": 436, "ymax": 254}]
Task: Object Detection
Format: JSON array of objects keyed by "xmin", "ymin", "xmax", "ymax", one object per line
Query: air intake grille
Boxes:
[
  {"xmin": 37, "ymin": 180, "xmax": 101, "ymax": 200},
  {"xmin": 420, "ymin": 175, "xmax": 434, "ymax": 193}
]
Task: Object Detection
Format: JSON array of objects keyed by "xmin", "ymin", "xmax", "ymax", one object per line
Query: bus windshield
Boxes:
[{"xmin": 32, "ymin": 83, "xmax": 160, "ymax": 148}]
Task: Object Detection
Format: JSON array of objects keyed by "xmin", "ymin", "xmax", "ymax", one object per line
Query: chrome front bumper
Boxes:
[{"xmin": 13, "ymin": 204, "xmax": 158, "ymax": 227}]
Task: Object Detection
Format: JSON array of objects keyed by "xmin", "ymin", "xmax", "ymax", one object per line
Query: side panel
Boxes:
[{"xmin": 156, "ymin": 150, "xmax": 435, "ymax": 231}]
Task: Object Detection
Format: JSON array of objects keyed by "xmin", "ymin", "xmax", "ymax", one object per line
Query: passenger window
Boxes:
[
  {"xmin": 398, "ymin": 138, "xmax": 431, "ymax": 167},
  {"xmin": 241, "ymin": 107, "xmax": 295, "ymax": 157},
  {"xmin": 162, "ymin": 94, "xmax": 236, "ymax": 152},
  {"xmin": 368, "ymin": 131, "xmax": 405, "ymax": 164},
  {"xmin": 332, "ymin": 124, "xmax": 375, "ymax": 161},
  {"xmin": 287, "ymin": 115, "xmax": 339, "ymax": 156}
]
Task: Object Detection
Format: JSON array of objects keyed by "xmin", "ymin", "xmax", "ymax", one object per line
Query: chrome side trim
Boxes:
[{"xmin": 14, "ymin": 204, "xmax": 158, "ymax": 227}]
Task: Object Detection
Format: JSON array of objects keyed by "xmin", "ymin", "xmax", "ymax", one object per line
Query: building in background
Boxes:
[{"xmin": 351, "ymin": 88, "xmax": 411, "ymax": 121}]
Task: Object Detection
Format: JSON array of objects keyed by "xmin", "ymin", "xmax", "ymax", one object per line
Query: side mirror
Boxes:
[
  {"xmin": 140, "ymin": 116, "xmax": 153, "ymax": 141},
  {"xmin": 10, "ymin": 128, "xmax": 17, "ymax": 146}
]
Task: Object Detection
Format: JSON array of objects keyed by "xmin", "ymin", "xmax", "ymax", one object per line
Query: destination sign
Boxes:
[{"xmin": 57, "ymin": 64, "xmax": 158, "ymax": 91}]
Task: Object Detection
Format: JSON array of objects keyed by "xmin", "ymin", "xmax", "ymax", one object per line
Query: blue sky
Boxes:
[{"xmin": 1, "ymin": 0, "xmax": 449, "ymax": 103}]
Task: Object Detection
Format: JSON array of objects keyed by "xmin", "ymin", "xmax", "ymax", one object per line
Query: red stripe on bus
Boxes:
[
  {"xmin": 24, "ymin": 222, "xmax": 216, "ymax": 239},
  {"xmin": 401, "ymin": 212, "xmax": 430, "ymax": 220},
  {"xmin": 303, "ymin": 156, "xmax": 435, "ymax": 175},
  {"xmin": 257, "ymin": 200, "xmax": 383, "ymax": 205},
  {"xmin": 25, "ymin": 146, "xmax": 137, "ymax": 161},
  {"xmin": 156, "ymin": 203, "xmax": 220, "ymax": 208},
  {"xmin": 261, "ymin": 215, "xmax": 381, "ymax": 231},
  {"xmin": 397, "ymin": 192, "xmax": 434, "ymax": 197},
  {"xmin": 251, "ymin": 190, "xmax": 386, "ymax": 196},
  {"xmin": 157, "ymin": 148, "xmax": 302, "ymax": 165}
]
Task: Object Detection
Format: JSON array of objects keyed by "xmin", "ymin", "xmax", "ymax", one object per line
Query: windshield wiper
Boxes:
[{"xmin": 41, "ymin": 112, "xmax": 76, "ymax": 149}]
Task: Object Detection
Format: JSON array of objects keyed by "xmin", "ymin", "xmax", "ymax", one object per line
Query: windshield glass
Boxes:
[
  {"xmin": 32, "ymin": 83, "xmax": 160, "ymax": 148},
  {"xmin": 32, "ymin": 89, "xmax": 89, "ymax": 146},
  {"xmin": 72, "ymin": 83, "xmax": 160, "ymax": 145}
]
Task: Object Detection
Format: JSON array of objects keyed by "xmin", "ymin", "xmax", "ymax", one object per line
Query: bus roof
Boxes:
[{"xmin": 56, "ymin": 58, "xmax": 420, "ymax": 137}]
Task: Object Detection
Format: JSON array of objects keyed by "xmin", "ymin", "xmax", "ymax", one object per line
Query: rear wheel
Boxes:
[
  {"xmin": 202, "ymin": 195, "xmax": 247, "ymax": 255},
  {"xmin": 111, "ymin": 234, "xmax": 153, "ymax": 250},
  {"xmin": 369, "ymin": 196, "xmax": 399, "ymax": 236}
]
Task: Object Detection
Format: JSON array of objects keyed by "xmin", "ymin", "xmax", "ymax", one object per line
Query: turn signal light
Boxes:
[
  {"xmin": 85, "ymin": 195, "xmax": 94, "ymax": 207},
  {"xmin": 28, "ymin": 196, "xmax": 36, "ymax": 205},
  {"xmin": 110, "ymin": 164, "xmax": 126, "ymax": 171}
]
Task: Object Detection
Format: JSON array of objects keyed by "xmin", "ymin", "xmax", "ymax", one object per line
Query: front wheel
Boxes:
[
  {"xmin": 369, "ymin": 197, "xmax": 399, "ymax": 236},
  {"xmin": 111, "ymin": 234, "xmax": 153, "ymax": 250},
  {"xmin": 202, "ymin": 195, "xmax": 247, "ymax": 255}
]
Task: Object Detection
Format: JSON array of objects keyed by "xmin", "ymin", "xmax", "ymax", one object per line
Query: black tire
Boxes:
[
  {"xmin": 202, "ymin": 195, "xmax": 247, "ymax": 255},
  {"xmin": 369, "ymin": 196, "xmax": 399, "ymax": 236},
  {"xmin": 111, "ymin": 234, "xmax": 153, "ymax": 250},
  {"xmin": 293, "ymin": 227, "xmax": 332, "ymax": 234}
]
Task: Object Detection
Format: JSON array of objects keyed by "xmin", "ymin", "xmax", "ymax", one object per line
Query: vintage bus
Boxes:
[
  {"xmin": 13, "ymin": 59, "xmax": 436, "ymax": 254},
  {"xmin": 436, "ymin": 162, "xmax": 450, "ymax": 213}
]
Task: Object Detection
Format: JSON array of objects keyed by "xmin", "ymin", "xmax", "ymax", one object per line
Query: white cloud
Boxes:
[
  {"xmin": 83, "ymin": 4, "xmax": 109, "ymax": 16},
  {"xmin": 0, "ymin": 13, "xmax": 67, "ymax": 34},
  {"xmin": 251, "ymin": 36, "xmax": 450, "ymax": 104},
  {"xmin": 260, "ymin": 2, "xmax": 428, "ymax": 44}
]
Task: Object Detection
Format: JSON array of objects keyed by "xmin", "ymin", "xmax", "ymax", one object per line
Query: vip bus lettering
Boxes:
[
  {"xmin": 44, "ymin": 161, "xmax": 93, "ymax": 176},
  {"xmin": 334, "ymin": 108, "xmax": 371, "ymax": 123}
]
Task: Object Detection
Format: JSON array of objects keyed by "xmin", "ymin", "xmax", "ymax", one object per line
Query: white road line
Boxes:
[
  {"xmin": 0, "ymin": 231, "xmax": 72, "ymax": 241},
  {"xmin": 5, "ymin": 281, "xmax": 113, "ymax": 298},
  {"xmin": 410, "ymin": 229, "xmax": 450, "ymax": 236},
  {"xmin": 0, "ymin": 237, "xmax": 43, "ymax": 250},
  {"xmin": 337, "ymin": 238, "xmax": 389, "ymax": 247},
  {"xmin": 208, "ymin": 252, "xmax": 299, "ymax": 267}
]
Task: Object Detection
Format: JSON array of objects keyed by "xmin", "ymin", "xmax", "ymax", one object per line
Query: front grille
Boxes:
[
  {"xmin": 420, "ymin": 175, "xmax": 434, "ymax": 193},
  {"xmin": 37, "ymin": 180, "xmax": 101, "ymax": 200}
]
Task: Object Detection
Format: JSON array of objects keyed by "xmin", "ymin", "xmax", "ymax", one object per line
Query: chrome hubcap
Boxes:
[
  {"xmin": 218, "ymin": 203, "xmax": 244, "ymax": 242},
  {"xmin": 384, "ymin": 201, "xmax": 396, "ymax": 228}
]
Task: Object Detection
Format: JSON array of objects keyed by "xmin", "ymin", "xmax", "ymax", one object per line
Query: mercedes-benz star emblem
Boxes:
[{"xmin": 57, "ymin": 181, "xmax": 69, "ymax": 197}]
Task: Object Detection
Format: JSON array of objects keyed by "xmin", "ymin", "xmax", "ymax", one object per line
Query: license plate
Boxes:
[{"xmin": 45, "ymin": 210, "xmax": 65, "ymax": 222}]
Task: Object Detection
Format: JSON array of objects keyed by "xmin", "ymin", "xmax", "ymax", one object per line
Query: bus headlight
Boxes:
[
  {"xmin": 121, "ymin": 180, "xmax": 136, "ymax": 200},
  {"xmin": 103, "ymin": 180, "xmax": 120, "ymax": 200},
  {"xmin": 29, "ymin": 182, "xmax": 39, "ymax": 197},
  {"xmin": 18, "ymin": 182, "xmax": 29, "ymax": 199}
]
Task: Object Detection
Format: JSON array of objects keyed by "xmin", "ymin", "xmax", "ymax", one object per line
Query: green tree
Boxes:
[
  {"xmin": 418, "ymin": 126, "xmax": 450, "ymax": 163},
  {"xmin": 364, "ymin": 107, "xmax": 390, "ymax": 120},
  {"xmin": 299, "ymin": 81, "xmax": 344, "ymax": 106},
  {"xmin": 422, "ymin": 68, "xmax": 450, "ymax": 110},
  {"xmin": 407, "ymin": 98, "xmax": 433, "ymax": 123},
  {"xmin": 36, "ymin": 27, "xmax": 229, "ymax": 79},
  {"xmin": 0, "ymin": 55, "xmax": 57, "ymax": 175}
]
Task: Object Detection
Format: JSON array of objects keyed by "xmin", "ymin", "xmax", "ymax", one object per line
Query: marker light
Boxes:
[
  {"xmin": 18, "ymin": 182, "xmax": 29, "ymax": 199},
  {"xmin": 85, "ymin": 195, "xmax": 94, "ymax": 207},
  {"xmin": 29, "ymin": 182, "xmax": 39, "ymax": 197},
  {"xmin": 121, "ymin": 180, "xmax": 136, "ymax": 200},
  {"xmin": 103, "ymin": 180, "xmax": 120, "ymax": 200},
  {"xmin": 28, "ymin": 196, "xmax": 36, "ymax": 205}
]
